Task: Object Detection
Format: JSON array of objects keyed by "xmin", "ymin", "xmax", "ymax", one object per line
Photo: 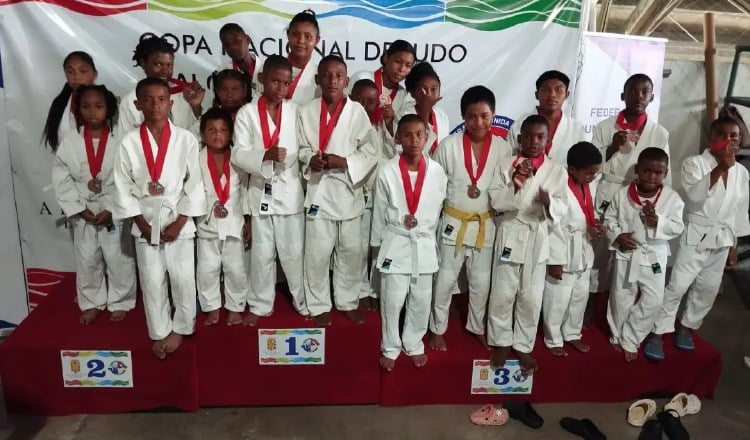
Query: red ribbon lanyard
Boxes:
[
  {"xmin": 512, "ymin": 152, "xmax": 546, "ymax": 170},
  {"xmin": 709, "ymin": 138, "xmax": 730, "ymax": 153},
  {"xmin": 207, "ymin": 150, "xmax": 231, "ymax": 205},
  {"xmin": 462, "ymin": 132, "xmax": 492, "ymax": 186},
  {"xmin": 399, "ymin": 155, "xmax": 426, "ymax": 216},
  {"xmin": 627, "ymin": 180, "xmax": 663, "ymax": 206},
  {"xmin": 538, "ymin": 108, "xmax": 562, "ymax": 155},
  {"xmin": 373, "ymin": 68, "xmax": 399, "ymax": 124},
  {"xmin": 319, "ymin": 97, "xmax": 346, "ymax": 153},
  {"xmin": 258, "ymin": 96, "xmax": 282, "ymax": 150},
  {"xmin": 568, "ymin": 176, "xmax": 596, "ymax": 227},
  {"xmin": 429, "ymin": 111, "xmax": 439, "ymax": 155},
  {"xmin": 168, "ymin": 77, "xmax": 194, "ymax": 94},
  {"xmin": 232, "ymin": 57, "xmax": 256, "ymax": 78},
  {"xmin": 83, "ymin": 125, "xmax": 110, "ymax": 179},
  {"xmin": 139, "ymin": 122, "xmax": 171, "ymax": 183},
  {"xmin": 285, "ymin": 58, "xmax": 307, "ymax": 100},
  {"xmin": 616, "ymin": 110, "xmax": 647, "ymax": 131}
]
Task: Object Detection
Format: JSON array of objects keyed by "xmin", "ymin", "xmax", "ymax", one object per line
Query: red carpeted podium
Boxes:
[{"xmin": 0, "ymin": 275, "xmax": 722, "ymax": 415}]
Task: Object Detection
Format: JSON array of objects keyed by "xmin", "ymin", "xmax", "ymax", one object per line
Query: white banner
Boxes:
[
  {"xmin": 0, "ymin": 0, "xmax": 585, "ymax": 310},
  {"xmin": 574, "ymin": 32, "xmax": 667, "ymax": 139}
]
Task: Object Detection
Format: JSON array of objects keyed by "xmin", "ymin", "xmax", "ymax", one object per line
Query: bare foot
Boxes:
[
  {"xmin": 80, "ymin": 308, "xmax": 100, "ymax": 325},
  {"xmin": 314, "ymin": 312, "xmax": 332, "ymax": 326},
  {"xmin": 490, "ymin": 346, "xmax": 511, "ymax": 370},
  {"xmin": 162, "ymin": 332, "xmax": 183, "ymax": 354},
  {"xmin": 516, "ymin": 351, "xmax": 538, "ymax": 376},
  {"xmin": 410, "ymin": 353, "xmax": 428, "ymax": 368},
  {"xmin": 611, "ymin": 342, "xmax": 623, "ymax": 352},
  {"xmin": 623, "ymin": 348, "xmax": 637, "ymax": 362},
  {"xmin": 110, "ymin": 310, "xmax": 127, "ymax": 322},
  {"xmin": 568, "ymin": 339, "xmax": 590, "ymax": 353},
  {"xmin": 429, "ymin": 332, "xmax": 447, "ymax": 351},
  {"xmin": 379, "ymin": 356, "xmax": 395, "ymax": 372},
  {"xmin": 474, "ymin": 333, "xmax": 491, "ymax": 351},
  {"xmin": 343, "ymin": 309, "xmax": 365, "ymax": 324},
  {"xmin": 550, "ymin": 346, "xmax": 568, "ymax": 357},
  {"xmin": 226, "ymin": 311, "xmax": 242, "ymax": 326},
  {"xmin": 243, "ymin": 311, "xmax": 260, "ymax": 326},
  {"xmin": 204, "ymin": 310, "xmax": 220, "ymax": 326},
  {"xmin": 152, "ymin": 340, "xmax": 166, "ymax": 359}
]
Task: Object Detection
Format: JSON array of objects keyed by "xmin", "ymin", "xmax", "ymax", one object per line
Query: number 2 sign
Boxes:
[
  {"xmin": 258, "ymin": 329, "xmax": 326, "ymax": 365},
  {"xmin": 470, "ymin": 359, "xmax": 533, "ymax": 395},
  {"xmin": 60, "ymin": 350, "xmax": 133, "ymax": 387}
]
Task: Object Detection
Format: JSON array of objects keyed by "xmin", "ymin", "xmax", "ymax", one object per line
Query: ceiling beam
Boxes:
[
  {"xmin": 597, "ymin": 0, "xmax": 614, "ymax": 32},
  {"xmin": 624, "ymin": 0, "xmax": 656, "ymax": 34},
  {"xmin": 726, "ymin": 0, "xmax": 750, "ymax": 16},
  {"xmin": 634, "ymin": 0, "xmax": 684, "ymax": 35}
]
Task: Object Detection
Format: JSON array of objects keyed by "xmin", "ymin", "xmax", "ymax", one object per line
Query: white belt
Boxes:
[
  {"xmin": 566, "ymin": 228, "xmax": 588, "ymax": 271},
  {"xmin": 142, "ymin": 198, "xmax": 176, "ymax": 245},
  {"xmin": 686, "ymin": 213, "xmax": 733, "ymax": 251},
  {"xmin": 387, "ymin": 224, "xmax": 432, "ymax": 279}
]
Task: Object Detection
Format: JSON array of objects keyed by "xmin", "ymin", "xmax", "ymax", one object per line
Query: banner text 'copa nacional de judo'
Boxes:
[{"xmin": 0, "ymin": 0, "xmax": 586, "ymax": 321}]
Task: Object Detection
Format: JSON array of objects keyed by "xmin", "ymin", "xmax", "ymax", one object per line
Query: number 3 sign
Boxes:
[
  {"xmin": 60, "ymin": 350, "xmax": 133, "ymax": 387},
  {"xmin": 470, "ymin": 359, "xmax": 533, "ymax": 394}
]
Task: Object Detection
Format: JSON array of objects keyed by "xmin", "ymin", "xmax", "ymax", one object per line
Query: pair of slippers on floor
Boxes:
[
  {"xmin": 469, "ymin": 401, "xmax": 543, "ymax": 428},
  {"xmin": 628, "ymin": 393, "xmax": 699, "ymax": 439}
]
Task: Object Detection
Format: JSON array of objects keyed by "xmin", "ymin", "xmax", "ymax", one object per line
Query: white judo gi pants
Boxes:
[
  {"xmin": 653, "ymin": 243, "xmax": 729, "ymax": 333},
  {"xmin": 607, "ymin": 259, "xmax": 666, "ymax": 352},
  {"xmin": 589, "ymin": 239, "xmax": 613, "ymax": 293},
  {"xmin": 359, "ymin": 202, "xmax": 379, "ymax": 299},
  {"xmin": 304, "ymin": 217, "xmax": 362, "ymax": 316},
  {"xmin": 542, "ymin": 268, "xmax": 591, "ymax": 348},
  {"xmin": 248, "ymin": 213, "xmax": 306, "ymax": 315},
  {"xmin": 196, "ymin": 236, "xmax": 248, "ymax": 313},
  {"xmin": 73, "ymin": 218, "xmax": 137, "ymax": 312},
  {"xmin": 380, "ymin": 273, "xmax": 432, "ymax": 359},
  {"xmin": 430, "ymin": 244, "xmax": 492, "ymax": 336},
  {"xmin": 487, "ymin": 260, "xmax": 546, "ymax": 353},
  {"xmin": 136, "ymin": 238, "xmax": 197, "ymax": 340}
]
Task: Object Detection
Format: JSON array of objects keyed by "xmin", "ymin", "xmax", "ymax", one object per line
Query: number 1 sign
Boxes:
[
  {"xmin": 470, "ymin": 359, "xmax": 533, "ymax": 394},
  {"xmin": 60, "ymin": 350, "xmax": 133, "ymax": 387},
  {"xmin": 258, "ymin": 329, "xmax": 326, "ymax": 365}
]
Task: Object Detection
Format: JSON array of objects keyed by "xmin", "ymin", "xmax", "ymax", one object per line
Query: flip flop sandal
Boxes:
[
  {"xmin": 644, "ymin": 337, "xmax": 665, "ymax": 361},
  {"xmin": 664, "ymin": 393, "xmax": 701, "ymax": 417},
  {"xmin": 627, "ymin": 399, "xmax": 657, "ymax": 427},
  {"xmin": 470, "ymin": 405, "xmax": 509, "ymax": 426},
  {"xmin": 674, "ymin": 329, "xmax": 695, "ymax": 351}
]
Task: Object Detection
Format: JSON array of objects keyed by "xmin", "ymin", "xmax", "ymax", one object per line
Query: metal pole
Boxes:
[{"xmin": 704, "ymin": 12, "xmax": 719, "ymax": 122}]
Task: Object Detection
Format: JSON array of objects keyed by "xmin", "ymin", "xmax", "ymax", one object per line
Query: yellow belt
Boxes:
[{"xmin": 443, "ymin": 204, "xmax": 492, "ymax": 251}]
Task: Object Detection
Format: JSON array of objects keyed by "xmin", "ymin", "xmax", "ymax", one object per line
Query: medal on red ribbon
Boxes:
[
  {"xmin": 616, "ymin": 110, "xmax": 648, "ymax": 131},
  {"xmin": 399, "ymin": 155, "xmax": 426, "ymax": 229},
  {"xmin": 512, "ymin": 152, "xmax": 545, "ymax": 176},
  {"xmin": 232, "ymin": 57, "xmax": 256, "ymax": 79},
  {"xmin": 627, "ymin": 180, "xmax": 662, "ymax": 219},
  {"xmin": 83, "ymin": 125, "xmax": 110, "ymax": 194},
  {"xmin": 319, "ymin": 97, "xmax": 346, "ymax": 153},
  {"xmin": 168, "ymin": 77, "xmax": 196, "ymax": 95},
  {"xmin": 463, "ymin": 132, "xmax": 491, "ymax": 199},
  {"xmin": 207, "ymin": 150, "xmax": 231, "ymax": 219},
  {"xmin": 568, "ymin": 177, "xmax": 597, "ymax": 227},
  {"xmin": 258, "ymin": 96, "xmax": 282, "ymax": 150},
  {"xmin": 428, "ymin": 111, "xmax": 439, "ymax": 155},
  {"xmin": 373, "ymin": 68, "xmax": 399, "ymax": 124},
  {"xmin": 139, "ymin": 122, "xmax": 171, "ymax": 196},
  {"xmin": 285, "ymin": 58, "xmax": 307, "ymax": 100}
]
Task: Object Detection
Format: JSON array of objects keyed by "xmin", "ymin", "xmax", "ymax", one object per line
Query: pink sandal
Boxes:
[{"xmin": 470, "ymin": 404, "xmax": 510, "ymax": 426}]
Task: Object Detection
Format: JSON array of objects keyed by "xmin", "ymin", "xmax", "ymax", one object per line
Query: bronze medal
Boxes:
[
  {"xmin": 88, "ymin": 178, "xmax": 102, "ymax": 194},
  {"xmin": 404, "ymin": 214, "xmax": 418, "ymax": 229},
  {"xmin": 148, "ymin": 181, "xmax": 164, "ymax": 196},
  {"xmin": 213, "ymin": 203, "xmax": 229, "ymax": 219},
  {"xmin": 467, "ymin": 185, "xmax": 481, "ymax": 199}
]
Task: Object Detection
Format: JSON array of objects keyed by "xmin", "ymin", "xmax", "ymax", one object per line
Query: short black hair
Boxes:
[
  {"xmin": 200, "ymin": 106, "xmax": 234, "ymax": 135},
  {"xmin": 520, "ymin": 114, "xmax": 549, "ymax": 132},
  {"xmin": 219, "ymin": 23, "xmax": 245, "ymax": 38},
  {"xmin": 624, "ymin": 74, "xmax": 653, "ymax": 92},
  {"xmin": 460, "ymin": 85, "xmax": 495, "ymax": 115},
  {"xmin": 132, "ymin": 35, "xmax": 176, "ymax": 67},
  {"xmin": 536, "ymin": 70, "xmax": 570, "ymax": 90},
  {"xmin": 136, "ymin": 77, "xmax": 170, "ymax": 99},
  {"xmin": 352, "ymin": 78, "xmax": 377, "ymax": 94},
  {"xmin": 397, "ymin": 113, "xmax": 427, "ymax": 133},
  {"xmin": 288, "ymin": 9, "xmax": 319, "ymax": 35},
  {"xmin": 212, "ymin": 69, "xmax": 251, "ymax": 107},
  {"xmin": 404, "ymin": 62, "xmax": 440, "ymax": 94},
  {"xmin": 318, "ymin": 55, "xmax": 347, "ymax": 73},
  {"xmin": 710, "ymin": 116, "xmax": 740, "ymax": 134},
  {"xmin": 638, "ymin": 147, "xmax": 669, "ymax": 165},
  {"xmin": 263, "ymin": 55, "xmax": 292, "ymax": 74},
  {"xmin": 567, "ymin": 141, "xmax": 602, "ymax": 169},
  {"xmin": 385, "ymin": 39, "xmax": 416, "ymax": 60}
]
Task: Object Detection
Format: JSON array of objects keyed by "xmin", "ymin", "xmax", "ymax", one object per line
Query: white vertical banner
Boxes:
[{"xmin": 574, "ymin": 32, "xmax": 666, "ymax": 140}]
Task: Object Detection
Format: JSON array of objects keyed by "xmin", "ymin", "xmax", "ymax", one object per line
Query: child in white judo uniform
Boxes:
[
  {"xmin": 281, "ymin": 10, "xmax": 321, "ymax": 105},
  {"xmin": 298, "ymin": 55, "xmax": 378, "ymax": 326},
  {"xmin": 488, "ymin": 114, "xmax": 568, "ymax": 374},
  {"xmin": 647, "ymin": 117, "xmax": 749, "ymax": 359},
  {"xmin": 233, "ymin": 55, "xmax": 308, "ymax": 323},
  {"xmin": 196, "ymin": 107, "xmax": 251, "ymax": 327},
  {"xmin": 118, "ymin": 36, "xmax": 205, "ymax": 135},
  {"xmin": 605, "ymin": 147, "xmax": 684, "ymax": 362},
  {"xmin": 114, "ymin": 77, "xmax": 206, "ymax": 359},
  {"xmin": 372, "ymin": 114, "xmax": 447, "ymax": 371},
  {"xmin": 399, "ymin": 62, "xmax": 450, "ymax": 157},
  {"xmin": 429, "ymin": 86, "xmax": 512, "ymax": 351},
  {"xmin": 542, "ymin": 142, "xmax": 604, "ymax": 356},
  {"xmin": 217, "ymin": 22, "xmax": 259, "ymax": 93},
  {"xmin": 52, "ymin": 85, "xmax": 136, "ymax": 324},
  {"xmin": 507, "ymin": 70, "xmax": 585, "ymax": 165}
]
